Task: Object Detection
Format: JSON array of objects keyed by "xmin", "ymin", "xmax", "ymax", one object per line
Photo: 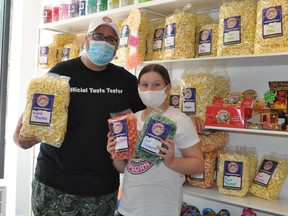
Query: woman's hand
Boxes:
[
  {"xmin": 107, "ymin": 132, "xmax": 116, "ymax": 157},
  {"xmin": 156, "ymin": 139, "xmax": 175, "ymax": 167}
]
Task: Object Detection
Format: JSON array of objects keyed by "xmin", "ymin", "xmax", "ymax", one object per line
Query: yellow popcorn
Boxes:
[
  {"xmin": 217, "ymin": 0, "xmax": 257, "ymax": 56},
  {"xmin": 127, "ymin": 9, "xmax": 149, "ymax": 64},
  {"xmin": 52, "ymin": 34, "xmax": 77, "ymax": 47},
  {"xmin": 20, "ymin": 73, "xmax": 70, "ymax": 148},
  {"xmin": 254, "ymin": 0, "xmax": 288, "ymax": 54},
  {"xmin": 211, "ymin": 67, "xmax": 231, "ymax": 98},
  {"xmin": 162, "ymin": 10, "xmax": 197, "ymax": 60},
  {"xmin": 249, "ymin": 155, "xmax": 288, "ymax": 200},
  {"xmin": 180, "ymin": 70, "xmax": 216, "ymax": 121},
  {"xmin": 113, "ymin": 18, "xmax": 129, "ymax": 64},
  {"xmin": 217, "ymin": 150, "xmax": 250, "ymax": 197}
]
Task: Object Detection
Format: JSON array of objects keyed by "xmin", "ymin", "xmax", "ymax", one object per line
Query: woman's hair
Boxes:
[{"xmin": 137, "ymin": 64, "xmax": 171, "ymax": 85}]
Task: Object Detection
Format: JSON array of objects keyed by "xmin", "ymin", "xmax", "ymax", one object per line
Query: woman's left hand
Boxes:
[{"xmin": 156, "ymin": 139, "xmax": 175, "ymax": 166}]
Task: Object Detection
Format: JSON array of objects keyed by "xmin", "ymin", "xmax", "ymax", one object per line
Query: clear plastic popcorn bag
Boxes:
[{"xmin": 20, "ymin": 73, "xmax": 71, "ymax": 148}]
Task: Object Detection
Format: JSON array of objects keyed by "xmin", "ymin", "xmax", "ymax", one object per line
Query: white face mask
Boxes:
[{"xmin": 138, "ymin": 86, "xmax": 167, "ymax": 108}]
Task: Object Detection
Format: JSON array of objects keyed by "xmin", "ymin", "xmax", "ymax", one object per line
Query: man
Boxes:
[{"xmin": 14, "ymin": 16, "xmax": 145, "ymax": 216}]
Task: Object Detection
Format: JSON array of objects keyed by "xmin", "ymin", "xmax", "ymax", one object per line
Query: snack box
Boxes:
[{"xmin": 205, "ymin": 98, "xmax": 253, "ymax": 128}]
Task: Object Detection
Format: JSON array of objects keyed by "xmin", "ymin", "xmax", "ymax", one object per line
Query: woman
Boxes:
[{"xmin": 107, "ymin": 64, "xmax": 204, "ymax": 216}]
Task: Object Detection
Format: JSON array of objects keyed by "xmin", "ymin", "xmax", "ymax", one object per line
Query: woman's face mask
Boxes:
[
  {"xmin": 86, "ymin": 41, "xmax": 115, "ymax": 66},
  {"xmin": 138, "ymin": 86, "xmax": 168, "ymax": 108}
]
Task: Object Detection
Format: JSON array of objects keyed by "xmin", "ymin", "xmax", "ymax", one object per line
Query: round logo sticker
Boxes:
[
  {"xmin": 227, "ymin": 17, "xmax": 237, "ymax": 28},
  {"xmin": 201, "ymin": 30, "xmax": 210, "ymax": 40},
  {"xmin": 263, "ymin": 160, "xmax": 273, "ymax": 171},
  {"xmin": 152, "ymin": 122, "xmax": 165, "ymax": 136},
  {"xmin": 113, "ymin": 122, "xmax": 123, "ymax": 134},
  {"xmin": 228, "ymin": 162, "xmax": 239, "ymax": 173},
  {"xmin": 184, "ymin": 88, "xmax": 192, "ymax": 99},
  {"xmin": 37, "ymin": 95, "xmax": 49, "ymax": 107},
  {"xmin": 266, "ymin": 7, "xmax": 277, "ymax": 20}
]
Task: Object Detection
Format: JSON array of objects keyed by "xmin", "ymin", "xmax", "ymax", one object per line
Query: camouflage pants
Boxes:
[{"xmin": 32, "ymin": 178, "xmax": 118, "ymax": 216}]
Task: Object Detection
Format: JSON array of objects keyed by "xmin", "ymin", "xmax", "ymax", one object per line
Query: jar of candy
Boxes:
[
  {"xmin": 59, "ymin": 0, "xmax": 69, "ymax": 20},
  {"xmin": 52, "ymin": 5, "xmax": 59, "ymax": 22},
  {"xmin": 42, "ymin": 4, "xmax": 52, "ymax": 24},
  {"xmin": 79, "ymin": 0, "xmax": 86, "ymax": 16},
  {"xmin": 86, "ymin": 0, "xmax": 97, "ymax": 14},
  {"xmin": 97, "ymin": 0, "xmax": 107, "ymax": 12},
  {"xmin": 108, "ymin": 0, "xmax": 119, "ymax": 10},
  {"xmin": 68, "ymin": 0, "xmax": 79, "ymax": 18}
]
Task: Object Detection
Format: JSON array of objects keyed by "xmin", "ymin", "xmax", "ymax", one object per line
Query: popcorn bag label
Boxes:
[
  {"xmin": 198, "ymin": 29, "xmax": 212, "ymax": 55},
  {"xmin": 223, "ymin": 16, "xmax": 241, "ymax": 45},
  {"xmin": 119, "ymin": 25, "xmax": 130, "ymax": 47},
  {"xmin": 140, "ymin": 119, "xmax": 171, "ymax": 155},
  {"xmin": 223, "ymin": 161, "xmax": 243, "ymax": 190},
  {"xmin": 110, "ymin": 119, "xmax": 129, "ymax": 153},
  {"xmin": 253, "ymin": 159, "xmax": 278, "ymax": 187},
  {"xmin": 39, "ymin": 46, "xmax": 49, "ymax": 64},
  {"xmin": 153, "ymin": 27, "xmax": 164, "ymax": 51},
  {"xmin": 182, "ymin": 88, "xmax": 196, "ymax": 114},
  {"xmin": 164, "ymin": 23, "xmax": 176, "ymax": 49},
  {"xmin": 30, "ymin": 93, "xmax": 54, "ymax": 126},
  {"xmin": 262, "ymin": 6, "xmax": 283, "ymax": 39}
]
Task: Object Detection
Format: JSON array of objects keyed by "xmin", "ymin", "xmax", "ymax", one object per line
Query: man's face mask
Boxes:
[{"xmin": 86, "ymin": 41, "xmax": 115, "ymax": 66}]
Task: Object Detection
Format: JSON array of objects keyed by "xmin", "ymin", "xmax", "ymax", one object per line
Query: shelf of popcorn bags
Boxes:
[{"xmin": 37, "ymin": 0, "xmax": 288, "ymax": 214}]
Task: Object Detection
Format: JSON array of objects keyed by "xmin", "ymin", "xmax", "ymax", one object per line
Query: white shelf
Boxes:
[
  {"xmin": 183, "ymin": 185, "xmax": 288, "ymax": 216},
  {"xmin": 39, "ymin": 0, "xmax": 220, "ymax": 33},
  {"xmin": 142, "ymin": 52, "xmax": 288, "ymax": 68},
  {"xmin": 204, "ymin": 126, "xmax": 288, "ymax": 137}
]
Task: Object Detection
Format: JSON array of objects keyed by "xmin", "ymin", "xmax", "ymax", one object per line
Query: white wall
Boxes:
[{"xmin": 2, "ymin": 0, "xmax": 40, "ymax": 215}]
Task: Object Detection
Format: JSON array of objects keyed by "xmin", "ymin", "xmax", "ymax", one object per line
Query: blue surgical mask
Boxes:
[{"xmin": 86, "ymin": 41, "xmax": 115, "ymax": 66}]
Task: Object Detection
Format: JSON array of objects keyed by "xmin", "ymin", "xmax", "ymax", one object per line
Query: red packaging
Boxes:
[{"xmin": 205, "ymin": 98, "xmax": 253, "ymax": 128}]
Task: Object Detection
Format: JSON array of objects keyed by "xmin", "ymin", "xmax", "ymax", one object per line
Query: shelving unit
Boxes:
[
  {"xmin": 183, "ymin": 185, "xmax": 288, "ymax": 215},
  {"xmin": 38, "ymin": 0, "xmax": 288, "ymax": 215}
]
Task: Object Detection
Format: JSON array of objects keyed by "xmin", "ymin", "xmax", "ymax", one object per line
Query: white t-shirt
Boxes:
[{"xmin": 118, "ymin": 106, "xmax": 200, "ymax": 216}]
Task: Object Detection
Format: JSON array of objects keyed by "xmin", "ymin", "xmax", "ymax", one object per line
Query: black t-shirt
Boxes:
[{"xmin": 35, "ymin": 57, "xmax": 145, "ymax": 196}]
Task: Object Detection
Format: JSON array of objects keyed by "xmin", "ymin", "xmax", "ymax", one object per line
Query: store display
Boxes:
[
  {"xmin": 37, "ymin": 0, "xmax": 288, "ymax": 214},
  {"xmin": 87, "ymin": 0, "xmax": 97, "ymax": 14}
]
